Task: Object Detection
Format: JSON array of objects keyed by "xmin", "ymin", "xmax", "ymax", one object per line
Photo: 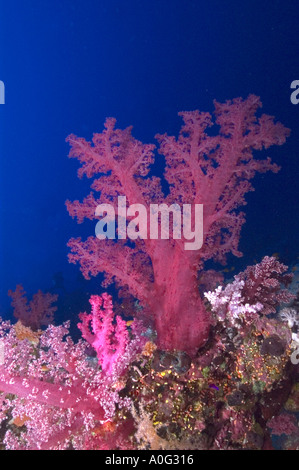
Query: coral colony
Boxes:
[{"xmin": 0, "ymin": 95, "xmax": 299, "ymax": 450}]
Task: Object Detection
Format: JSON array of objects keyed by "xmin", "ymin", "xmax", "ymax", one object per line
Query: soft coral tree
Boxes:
[{"xmin": 66, "ymin": 95, "xmax": 289, "ymax": 355}]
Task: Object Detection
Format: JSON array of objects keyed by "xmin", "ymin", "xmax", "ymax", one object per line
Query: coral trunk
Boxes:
[{"xmin": 152, "ymin": 251, "xmax": 210, "ymax": 355}]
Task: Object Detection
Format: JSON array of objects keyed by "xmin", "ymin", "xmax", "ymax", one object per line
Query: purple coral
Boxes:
[
  {"xmin": 205, "ymin": 256, "xmax": 294, "ymax": 326},
  {"xmin": 235, "ymin": 256, "xmax": 294, "ymax": 315}
]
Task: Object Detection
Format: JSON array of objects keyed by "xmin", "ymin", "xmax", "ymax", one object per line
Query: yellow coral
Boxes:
[
  {"xmin": 10, "ymin": 415, "xmax": 31, "ymax": 427},
  {"xmin": 142, "ymin": 341, "xmax": 157, "ymax": 357},
  {"xmin": 14, "ymin": 320, "xmax": 42, "ymax": 345}
]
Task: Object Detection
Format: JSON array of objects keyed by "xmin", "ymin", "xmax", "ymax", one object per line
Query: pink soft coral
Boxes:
[
  {"xmin": 8, "ymin": 285, "xmax": 58, "ymax": 330},
  {"xmin": 78, "ymin": 293, "xmax": 145, "ymax": 375},
  {"xmin": 66, "ymin": 96, "xmax": 289, "ymax": 355}
]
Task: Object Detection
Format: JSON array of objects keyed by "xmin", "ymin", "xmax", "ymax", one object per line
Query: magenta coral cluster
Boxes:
[{"xmin": 78, "ymin": 293, "xmax": 145, "ymax": 375}]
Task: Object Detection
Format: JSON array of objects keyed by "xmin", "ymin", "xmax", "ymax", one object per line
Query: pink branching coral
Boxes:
[
  {"xmin": 0, "ymin": 294, "xmax": 144, "ymax": 449},
  {"xmin": 78, "ymin": 293, "xmax": 146, "ymax": 375},
  {"xmin": 8, "ymin": 285, "xmax": 58, "ymax": 330},
  {"xmin": 66, "ymin": 96, "xmax": 289, "ymax": 355}
]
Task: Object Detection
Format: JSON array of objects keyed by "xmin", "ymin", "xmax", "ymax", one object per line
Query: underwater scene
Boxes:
[{"xmin": 0, "ymin": 0, "xmax": 299, "ymax": 451}]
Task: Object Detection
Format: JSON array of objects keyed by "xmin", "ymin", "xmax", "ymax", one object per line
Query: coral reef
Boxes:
[
  {"xmin": 0, "ymin": 260, "xmax": 298, "ymax": 449},
  {"xmin": 0, "ymin": 99, "xmax": 297, "ymax": 450}
]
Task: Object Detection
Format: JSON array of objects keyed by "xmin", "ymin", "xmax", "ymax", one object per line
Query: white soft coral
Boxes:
[{"xmin": 279, "ymin": 308, "xmax": 299, "ymax": 328}]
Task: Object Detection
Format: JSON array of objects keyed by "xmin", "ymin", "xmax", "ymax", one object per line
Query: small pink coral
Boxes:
[
  {"xmin": 78, "ymin": 293, "xmax": 145, "ymax": 375},
  {"xmin": 8, "ymin": 285, "xmax": 58, "ymax": 330}
]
